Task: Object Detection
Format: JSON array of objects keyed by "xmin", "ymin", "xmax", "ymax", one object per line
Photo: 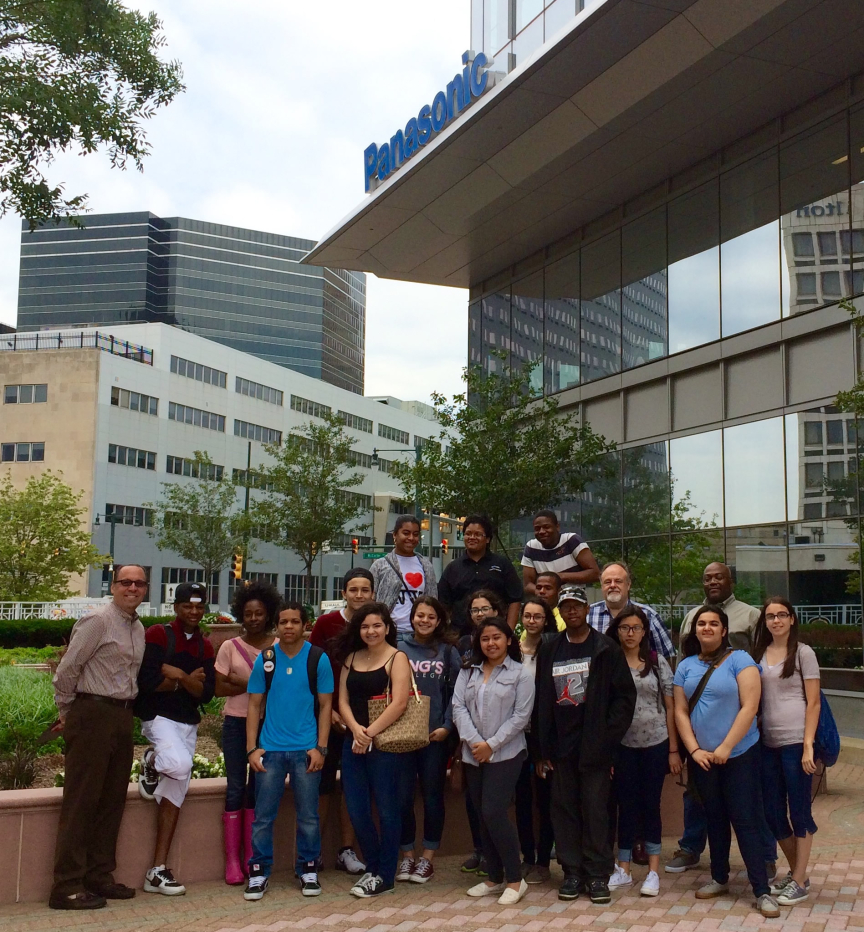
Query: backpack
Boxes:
[
  {"xmin": 162, "ymin": 623, "xmax": 205, "ymax": 665},
  {"xmin": 260, "ymin": 643, "xmax": 325, "ymax": 724},
  {"xmin": 798, "ymin": 659, "xmax": 840, "ymax": 768}
]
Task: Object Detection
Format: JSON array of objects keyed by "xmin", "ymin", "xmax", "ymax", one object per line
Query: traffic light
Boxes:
[
  {"xmin": 231, "ymin": 553, "xmax": 243, "ymax": 580},
  {"xmin": 441, "ymin": 538, "xmax": 448, "ymax": 555},
  {"xmin": 351, "ymin": 538, "xmax": 359, "ymax": 554}
]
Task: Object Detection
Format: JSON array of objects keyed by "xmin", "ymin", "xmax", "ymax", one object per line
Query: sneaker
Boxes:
[
  {"xmin": 461, "ymin": 851, "xmax": 483, "ymax": 873},
  {"xmin": 336, "ymin": 847, "xmax": 365, "ymax": 875},
  {"xmin": 589, "ymin": 880, "xmax": 611, "ymax": 904},
  {"xmin": 524, "ymin": 864, "xmax": 551, "ymax": 884},
  {"xmin": 410, "ymin": 857, "xmax": 434, "ymax": 883},
  {"xmin": 497, "ymin": 879, "xmax": 528, "ymax": 905},
  {"xmin": 144, "ymin": 866, "xmax": 186, "ymax": 896},
  {"xmin": 771, "ymin": 871, "xmax": 811, "ymax": 896},
  {"xmin": 609, "ymin": 865, "xmax": 633, "ymax": 889},
  {"xmin": 48, "ymin": 890, "xmax": 107, "ymax": 910},
  {"xmin": 695, "ymin": 880, "xmax": 730, "ymax": 899},
  {"xmin": 665, "ymin": 848, "xmax": 700, "ymax": 873},
  {"xmin": 467, "ymin": 879, "xmax": 506, "ymax": 896},
  {"xmin": 350, "ymin": 874, "xmax": 393, "ymax": 898},
  {"xmin": 396, "ymin": 856, "xmax": 415, "ymax": 882},
  {"xmin": 640, "ymin": 871, "xmax": 660, "ymax": 897},
  {"xmin": 138, "ymin": 748, "xmax": 159, "ymax": 801},
  {"xmin": 476, "ymin": 856, "xmax": 488, "ymax": 877},
  {"xmin": 300, "ymin": 872, "xmax": 321, "ymax": 896},
  {"xmin": 757, "ymin": 893, "xmax": 781, "ymax": 918},
  {"xmin": 558, "ymin": 875, "xmax": 584, "ymax": 900},
  {"xmin": 777, "ymin": 880, "xmax": 809, "ymax": 906},
  {"xmin": 244, "ymin": 866, "xmax": 269, "ymax": 901}
]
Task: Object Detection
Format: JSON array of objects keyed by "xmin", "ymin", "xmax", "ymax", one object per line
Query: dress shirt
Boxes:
[
  {"xmin": 587, "ymin": 599, "xmax": 675, "ymax": 659},
  {"xmin": 53, "ymin": 601, "xmax": 146, "ymax": 715},
  {"xmin": 678, "ymin": 593, "xmax": 759, "ymax": 654}
]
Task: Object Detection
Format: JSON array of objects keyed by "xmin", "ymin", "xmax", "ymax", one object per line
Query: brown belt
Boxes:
[{"xmin": 75, "ymin": 692, "xmax": 135, "ymax": 709}]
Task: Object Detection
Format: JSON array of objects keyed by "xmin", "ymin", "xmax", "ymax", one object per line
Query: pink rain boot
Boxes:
[
  {"xmin": 243, "ymin": 808, "xmax": 255, "ymax": 877},
  {"xmin": 222, "ymin": 811, "xmax": 245, "ymax": 885}
]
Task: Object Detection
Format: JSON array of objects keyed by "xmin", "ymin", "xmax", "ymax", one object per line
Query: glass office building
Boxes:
[
  {"xmin": 17, "ymin": 212, "xmax": 366, "ymax": 394},
  {"xmin": 306, "ymin": 0, "xmax": 864, "ymax": 623}
]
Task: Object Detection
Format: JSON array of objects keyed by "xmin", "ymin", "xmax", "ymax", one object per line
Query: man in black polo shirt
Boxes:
[
  {"xmin": 438, "ymin": 514, "xmax": 522, "ymax": 635},
  {"xmin": 135, "ymin": 582, "xmax": 216, "ymax": 896}
]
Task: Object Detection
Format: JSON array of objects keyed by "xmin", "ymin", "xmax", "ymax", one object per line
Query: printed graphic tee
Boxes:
[
  {"xmin": 551, "ymin": 635, "xmax": 593, "ymax": 760},
  {"xmin": 391, "ymin": 554, "xmax": 425, "ymax": 632}
]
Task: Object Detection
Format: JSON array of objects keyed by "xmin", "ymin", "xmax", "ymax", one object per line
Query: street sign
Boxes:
[{"xmin": 363, "ymin": 551, "xmax": 387, "ymax": 559}]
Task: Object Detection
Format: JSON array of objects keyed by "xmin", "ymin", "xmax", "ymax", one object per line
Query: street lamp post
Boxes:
[
  {"xmin": 93, "ymin": 512, "xmax": 125, "ymax": 572},
  {"xmin": 371, "ymin": 443, "xmax": 425, "ymax": 551}
]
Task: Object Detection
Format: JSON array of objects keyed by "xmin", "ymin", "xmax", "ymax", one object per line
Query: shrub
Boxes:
[
  {"xmin": 0, "ymin": 615, "xmax": 175, "ymax": 648},
  {"xmin": 0, "ymin": 646, "xmax": 62, "ymax": 666},
  {"xmin": 0, "ymin": 667, "xmax": 61, "ymax": 789}
]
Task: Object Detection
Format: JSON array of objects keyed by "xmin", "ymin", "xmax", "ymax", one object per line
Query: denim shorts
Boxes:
[{"xmin": 761, "ymin": 742, "xmax": 818, "ymax": 840}]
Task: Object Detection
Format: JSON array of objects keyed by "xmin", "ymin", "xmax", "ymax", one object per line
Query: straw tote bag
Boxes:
[{"xmin": 367, "ymin": 657, "xmax": 430, "ymax": 753}]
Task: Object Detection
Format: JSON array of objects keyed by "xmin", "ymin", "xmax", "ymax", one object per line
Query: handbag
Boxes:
[
  {"xmin": 797, "ymin": 655, "xmax": 840, "ymax": 768},
  {"xmin": 368, "ymin": 658, "xmax": 431, "ymax": 753}
]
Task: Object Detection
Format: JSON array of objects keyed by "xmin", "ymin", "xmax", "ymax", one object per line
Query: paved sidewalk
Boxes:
[{"xmin": 2, "ymin": 757, "xmax": 863, "ymax": 932}]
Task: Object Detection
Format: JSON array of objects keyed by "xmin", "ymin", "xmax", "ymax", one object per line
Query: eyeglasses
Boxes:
[
  {"xmin": 470, "ymin": 605, "xmax": 494, "ymax": 616},
  {"xmin": 765, "ymin": 612, "xmax": 791, "ymax": 622},
  {"xmin": 522, "ymin": 613, "xmax": 546, "ymax": 622},
  {"xmin": 115, "ymin": 579, "xmax": 147, "ymax": 589},
  {"xmin": 463, "ymin": 532, "xmax": 487, "ymax": 540},
  {"xmin": 618, "ymin": 625, "xmax": 644, "ymax": 635}
]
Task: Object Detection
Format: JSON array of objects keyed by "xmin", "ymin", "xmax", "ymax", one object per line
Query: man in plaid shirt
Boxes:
[{"xmin": 587, "ymin": 562, "xmax": 674, "ymax": 659}]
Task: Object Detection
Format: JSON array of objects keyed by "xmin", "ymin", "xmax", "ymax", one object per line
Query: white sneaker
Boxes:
[
  {"xmin": 640, "ymin": 871, "xmax": 660, "ymax": 896},
  {"xmin": 336, "ymin": 847, "xmax": 366, "ymax": 875},
  {"xmin": 467, "ymin": 880, "xmax": 506, "ymax": 896},
  {"xmin": 609, "ymin": 865, "xmax": 633, "ymax": 889},
  {"xmin": 497, "ymin": 879, "xmax": 528, "ymax": 905},
  {"xmin": 144, "ymin": 866, "xmax": 185, "ymax": 896}
]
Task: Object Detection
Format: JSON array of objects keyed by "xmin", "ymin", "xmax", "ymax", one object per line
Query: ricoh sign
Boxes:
[{"xmin": 363, "ymin": 51, "xmax": 502, "ymax": 193}]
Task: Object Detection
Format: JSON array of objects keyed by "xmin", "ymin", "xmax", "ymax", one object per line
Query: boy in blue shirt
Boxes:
[{"xmin": 244, "ymin": 602, "xmax": 334, "ymax": 900}]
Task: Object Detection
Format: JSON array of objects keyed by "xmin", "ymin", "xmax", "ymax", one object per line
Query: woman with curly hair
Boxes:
[{"xmin": 214, "ymin": 581, "xmax": 280, "ymax": 884}]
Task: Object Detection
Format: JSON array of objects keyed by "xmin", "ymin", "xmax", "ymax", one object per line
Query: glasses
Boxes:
[
  {"xmin": 463, "ymin": 533, "xmax": 487, "ymax": 540},
  {"xmin": 618, "ymin": 625, "xmax": 644, "ymax": 635},
  {"xmin": 469, "ymin": 605, "xmax": 494, "ymax": 616},
  {"xmin": 115, "ymin": 579, "xmax": 147, "ymax": 589},
  {"xmin": 522, "ymin": 613, "xmax": 546, "ymax": 622},
  {"xmin": 765, "ymin": 612, "xmax": 791, "ymax": 622}
]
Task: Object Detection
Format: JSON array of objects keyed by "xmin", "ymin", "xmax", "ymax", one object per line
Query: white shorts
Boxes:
[{"xmin": 141, "ymin": 715, "xmax": 198, "ymax": 808}]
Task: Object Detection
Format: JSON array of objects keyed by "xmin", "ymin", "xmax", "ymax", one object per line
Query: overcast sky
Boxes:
[{"xmin": 0, "ymin": 0, "xmax": 469, "ymax": 403}]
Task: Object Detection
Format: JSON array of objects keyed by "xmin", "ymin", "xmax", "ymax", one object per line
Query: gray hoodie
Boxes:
[{"xmin": 398, "ymin": 635, "xmax": 462, "ymax": 732}]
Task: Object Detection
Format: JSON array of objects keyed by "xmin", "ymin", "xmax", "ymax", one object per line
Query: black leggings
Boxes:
[
  {"xmin": 515, "ymin": 757, "xmax": 554, "ymax": 866},
  {"xmin": 464, "ymin": 752, "xmax": 525, "ymax": 884}
]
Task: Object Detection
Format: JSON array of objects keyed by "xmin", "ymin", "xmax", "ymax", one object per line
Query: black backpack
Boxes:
[
  {"xmin": 162, "ymin": 623, "xmax": 205, "ymax": 665},
  {"xmin": 259, "ymin": 643, "xmax": 325, "ymax": 723}
]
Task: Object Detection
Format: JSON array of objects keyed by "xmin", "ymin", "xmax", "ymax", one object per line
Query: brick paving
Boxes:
[{"xmin": 2, "ymin": 757, "xmax": 863, "ymax": 932}]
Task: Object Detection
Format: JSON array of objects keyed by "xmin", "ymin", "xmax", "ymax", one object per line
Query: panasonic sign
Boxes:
[{"xmin": 363, "ymin": 51, "xmax": 501, "ymax": 193}]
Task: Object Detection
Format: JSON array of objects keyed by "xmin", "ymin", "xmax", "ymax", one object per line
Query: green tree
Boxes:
[
  {"xmin": 253, "ymin": 416, "xmax": 371, "ymax": 603},
  {"xmin": 0, "ymin": 471, "xmax": 105, "ymax": 601},
  {"xmin": 0, "ymin": 0, "xmax": 183, "ymax": 229},
  {"xmin": 393, "ymin": 356, "xmax": 612, "ymax": 557},
  {"xmin": 145, "ymin": 452, "xmax": 251, "ymax": 596}
]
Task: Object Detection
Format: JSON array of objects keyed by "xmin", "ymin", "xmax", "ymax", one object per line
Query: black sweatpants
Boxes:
[
  {"xmin": 464, "ymin": 751, "xmax": 525, "ymax": 884},
  {"xmin": 550, "ymin": 755, "xmax": 614, "ymax": 881}
]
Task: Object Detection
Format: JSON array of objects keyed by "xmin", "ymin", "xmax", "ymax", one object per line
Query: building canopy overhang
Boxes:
[{"xmin": 303, "ymin": 0, "xmax": 864, "ymax": 289}]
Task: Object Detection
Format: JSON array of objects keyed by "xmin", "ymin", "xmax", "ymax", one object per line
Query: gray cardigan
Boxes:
[
  {"xmin": 452, "ymin": 655, "xmax": 535, "ymax": 765},
  {"xmin": 370, "ymin": 551, "xmax": 437, "ymax": 612}
]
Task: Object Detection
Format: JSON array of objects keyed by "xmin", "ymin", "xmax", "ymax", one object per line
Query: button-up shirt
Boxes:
[
  {"xmin": 679, "ymin": 593, "xmax": 759, "ymax": 655},
  {"xmin": 53, "ymin": 601, "xmax": 146, "ymax": 715},
  {"xmin": 438, "ymin": 549, "xmax": 523, "ymax": 634},
  {"xmin": 587, "ymin": 599, "xmax": 675, "ymax": 659}
]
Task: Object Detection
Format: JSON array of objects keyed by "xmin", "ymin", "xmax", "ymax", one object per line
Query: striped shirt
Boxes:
[
  {"xmin": 53, "ymin": 601, "xmax": 146, "ymax": 715},
  {"xmin": 521, "ymin": 532, "xmax": 589, "ymax": 575},
  {"xmin": 587, "ymin": 600, "xmax": 675, "ymax": 659}
]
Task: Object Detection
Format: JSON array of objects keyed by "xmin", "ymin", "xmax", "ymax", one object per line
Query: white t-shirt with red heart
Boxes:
[{"xmin": 392, "ymin": 554, "xmax": 425, "ymax": 632}]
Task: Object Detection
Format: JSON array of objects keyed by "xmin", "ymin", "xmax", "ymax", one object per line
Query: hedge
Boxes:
[{"xmin": 0, "ymin": 615, "xmax": 175, "ymax": 648}]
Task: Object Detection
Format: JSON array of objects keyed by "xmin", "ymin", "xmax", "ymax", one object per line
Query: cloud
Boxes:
[{"xmin": 0, "ymin": 0, "xmax": 469, "ymax": 403}]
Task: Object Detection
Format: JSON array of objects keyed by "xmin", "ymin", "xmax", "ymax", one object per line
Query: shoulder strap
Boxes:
[
  {"xmin": 163, "ymin": 623, "xmax": 175, "ymax": 665},
  {"xmin": 688, "ymin": 649, "xmax": 732, "ymax": 714},
  {"xmin": 261, "ymin": 647, "xmax": 277, "ymax": 695},
  {"xmin": 386, "ymin": 552, "xmax": 409, "ymax": 586},
  {"xmin": 232, "ymin": 637, "xmax": 255, "ymax": 671},
  {"xmin": 307, "ymin": 644, "xmax": 323, "ymax": 719}
]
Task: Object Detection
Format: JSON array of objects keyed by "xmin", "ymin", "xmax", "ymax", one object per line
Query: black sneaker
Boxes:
[
  {"xmin": 300, "ymin": 871, "xmax": 321, "ymax": 896},
  {"xmin": 588, "ymin": 880, "xmax": 611, "ymax": 904},
  {"xmin": 477, "ymin": 856, "xmax": 488, "ymax": 877},
  {"xmin": 461, "ymin": 851, "xmax": 483, "ymax": 873},
  {"xmin": 350, "ymin": 874, "xmax": 394, "ymax": 898},
  {"xmin": 244, "ymin": 865, "xmax": 269, "ymax": 901},
  {"xmin": 48, "ymin": 890, "xmax": 107, "ymax": 910},
  {"xmin": 558, "ymin": 875, "xmax": 584, "ymax": 900},
  {"xmin": 138, "ymin": 748, "xmax": 159, "ymax": 801},
  {"xmin": 143, "ymin": 866, "xmax": 185, "ymax": 896}
]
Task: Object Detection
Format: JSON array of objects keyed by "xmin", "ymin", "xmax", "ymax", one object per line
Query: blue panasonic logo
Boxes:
[{"xmin": 364, "ymin": 51, "xmax": 501, "ymax": 193}]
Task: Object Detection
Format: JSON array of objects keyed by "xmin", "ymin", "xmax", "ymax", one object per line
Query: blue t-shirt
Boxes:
[
  {"xmin": 247, "ymin": 641, "xmax": 334, "ymax": 752},
  {"xmin": 673, "ymin": 650, "xmax": 760, "ymax": 758}
]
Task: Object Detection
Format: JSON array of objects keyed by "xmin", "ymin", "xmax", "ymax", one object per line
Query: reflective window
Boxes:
[
  {"xmin": 623, "ymin": 535, "xmax": 671, "ymax": 608},
  {"xmin": 516, "ymin": 0, "xmax": 543, "ymax": 30},
  {"xmin": 4, "ymin": 383, "xmax": 47, "ymax": 404},
  {"xmin": 544, "ymin": 252, "xmax": 580, "ymax": 393},
  {"xmin": 485, "ymin": 0, "xmax": 510, "ymax": 55},
  {"xmin": 623, "ymin": 443, "xmax": 670, "ymax": 537},
  {"xmin": 669, "ymin": 430, "xmax": 723, "ymax": 526},
  {"xmin": 580, "ymin": 451, "xmax": 621, "ymax": 540},
  {"xmin": 481, "ymin": 291, "xmax": 511, "ymax": 375},
  {"xmin": 544, "ymin": 0, "xmax": 576, "ymax": 39},
  {"xmin": 720, "ymin": 150, "xmax": 781, "ymax": 336},
  {"xmin": 622, "ymin": 208, "xmax": 667, "ymax": 369},
  {"xmin": 668, "ymin": 180, "xmax": 720, "ymax": 352},
  {"xmin": 671, "ymin": 529, "xmax": 725, "ymax": 613},
  {"xmin": 726, "ymin": 524, "xmax": 789, "ymax": 603},
  {"xmin": 513, "ymin": 10, "xmax": 543, "ymax": 64},
  {"xmin": 788, "ymin": 518, "xmax": 860, "ymax": 625},
  {"xmin": 511, "ymin": 271, "xmax": 544, "ymax": 395},
  {"xmin": 581, "ymin": 232, "xmax": 620, "ymax": 383},
  {"xmin": 723, "ymin": 417, "xmax": 786, "ymax": 526}
]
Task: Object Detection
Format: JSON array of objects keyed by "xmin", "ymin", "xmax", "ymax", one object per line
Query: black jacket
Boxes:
[{"xmin": 534, "ymin": 627, "xmax": 636, "ymax": 770}]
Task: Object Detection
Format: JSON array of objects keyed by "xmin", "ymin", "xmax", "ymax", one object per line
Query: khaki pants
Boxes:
[{"xmin": 51, "ymin": 698, "xmax": 134, "ymax": 896}]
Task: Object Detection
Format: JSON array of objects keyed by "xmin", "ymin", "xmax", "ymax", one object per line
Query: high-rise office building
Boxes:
[{"xmin": 17, "ymin": 212, "xmax": 366, "ymax": 394}]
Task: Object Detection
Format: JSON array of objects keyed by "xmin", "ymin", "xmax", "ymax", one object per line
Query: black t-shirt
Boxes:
[
  {"xmin": 438, "ymin": 550, "xmax": 523, "ymax": 635},
  {"xmin": 551, "ymin": 633, "xmax": 594, "ymax": 760}
]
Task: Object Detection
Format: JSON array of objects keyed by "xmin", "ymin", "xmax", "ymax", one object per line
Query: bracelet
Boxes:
[
  {"xmin": 691, "ymin": 746, "xmax": 701, "ymax": 753},
  {"xmin": 246, "ymin": 747, "xmax": 261, "ymax": 758},
  {"xmin": 669, "ymin": 749, "xmax": 680, "ymax": 754}
]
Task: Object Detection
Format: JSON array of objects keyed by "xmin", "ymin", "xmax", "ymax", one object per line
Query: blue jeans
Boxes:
[
  {"xmin": 222, "ymin": 715, "xmax": 256, "ymax": 811},
  {"xmin": 761, "ymin": 743, "xmax": 818, "ymax": 840},
  {"xmin": 679, "ymin": 784, "xmax": 777, "ymax": 863},
  {"xmin": 250, "ymin": 750, "xmax": 322, "ymax": 877},
  {"xmin": 691, "ymin": 743, "xmax": 770, "ymax": 897},
  {"xmin": 399, "ymin": 739, "xmax": 450, "ymax": 851},
  {"xmin": 342, "ymin": 742, "xmax": 401, "ymax": 885}
]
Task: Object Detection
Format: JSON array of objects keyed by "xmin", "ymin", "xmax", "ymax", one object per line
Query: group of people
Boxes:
[{"xmin": 46, "ymin": 511, "xmax": 822, "ymax": 924}]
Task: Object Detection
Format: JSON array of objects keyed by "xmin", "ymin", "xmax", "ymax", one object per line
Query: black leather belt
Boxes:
[{"xmin": 76, "ymin": 692, "xmax": 135, "ymax": 709}]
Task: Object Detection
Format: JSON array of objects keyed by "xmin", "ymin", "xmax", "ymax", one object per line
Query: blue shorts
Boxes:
[{"xmin": 761, "ymin": 742, "xmax": 818, "ymax": 840}]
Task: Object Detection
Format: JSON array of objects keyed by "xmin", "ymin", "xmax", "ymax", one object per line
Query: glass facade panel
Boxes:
[
  {"xmin": 484, "ymin": 0, "xmax": 510, "ymax": 56},
  {"xmin": 513, "ymin": 12, "xmax": 543, "ymax": 64},
  {"xmin": 788, "ymin": 518, "xmax": 861, "ymax": 626},
  {"xmin": 623, "ymin": 535, "xmax": 671, "ymax": 608},
  {"xmin": 480, "ymin": 291, "xmax": 511, "ymax": 374},
  {"xmin": 622, "ymin": 208, "xmax": 668, "ymax": 368},
  {"xmin": 671, "ymin": 529, "xmax": 726, "ymax": 614},
  {"xmin": 723, "ymin": 417, "xmax": 786, "ymax": 526},
  {"xmin": 544, "ymin": 251, "xmax": 580, "ymax": 392},
  {"xmin": 581, "ymin": 232, "xmax": 620, "ymax": 383},
  {"xmin": 511, "ymin": 271, "xmax": 544, "ymax": 395},
  {"xmin": 669, "ymin": 430, "xmax": 723, "ymax": 526},
  {"xmin": 544, "ymin": 0, "xmax": 576, "ymax": 39},
  {"xmin": 580, "ymin": 451, "xmax": 621, "ymax": 540},
  {"xmin": 623, "ymin": 442, "xmax": 670, "ymax": 537},
  {"xmin": 726, "ymin": 524, "xmax": 789, "ymax": 603}
]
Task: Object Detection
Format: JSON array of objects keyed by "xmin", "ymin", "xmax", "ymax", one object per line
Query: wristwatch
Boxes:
[{"xmin": 316, "ymin": 746, "xmax": 329, "ymax": 757}]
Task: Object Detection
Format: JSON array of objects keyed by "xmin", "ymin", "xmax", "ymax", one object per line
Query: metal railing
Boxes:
[
  {"xmin": 0, "ymin": 601, "xmax": 158, "ymax": 620},
  {"xmin": 664, "ymin": 602, "xmax": 862, "ymax": 626},
  {"xmin": 0, "ymin": 330, "xmax": 153, "ymax": 365}
]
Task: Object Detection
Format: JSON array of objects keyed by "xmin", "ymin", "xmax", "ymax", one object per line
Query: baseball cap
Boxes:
[
  {"xmin": 558, "ymin": 585, "xmax": 588, "ymax": 606},
  {"xmin": 174, "ymin": 581, "xmax": 208, "ymax": 605}
]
